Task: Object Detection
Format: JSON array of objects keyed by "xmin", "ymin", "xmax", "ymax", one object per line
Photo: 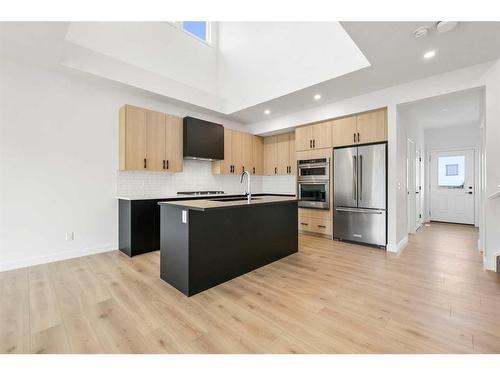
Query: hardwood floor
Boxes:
[{"xmin": 1, "ymin": 222, "xmax": 499, "ymax": 354}]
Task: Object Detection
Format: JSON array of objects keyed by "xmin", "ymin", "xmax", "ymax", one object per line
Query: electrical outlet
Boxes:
[{"xmin": 66, "ymin": 232, "xmax": 75, "ymax": 241}]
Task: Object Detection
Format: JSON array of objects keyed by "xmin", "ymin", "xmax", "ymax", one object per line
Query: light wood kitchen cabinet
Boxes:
[
  {"xmin": 277, "ymin": 134, "xmax": 290, "ymax": 175},
  {"xmin": 119, "ymin": 105, "xmax": 184, "ymax": 172},
  {"xmin": 295, "ymin": 121, "xmax": 332, "ymax": 151},
  {"xmin": 146, "ymin": 110, "xmax": 166, "ymax": 171},
  {"xmin": 264, "ymin": 132, "xmax": 295, "ymax": 175},
  {"xmin": 242, "ymin": 133, "xmax": 253, "ymax": 174},
  {"xmin": 251, "ymin": 136, "xmax": 264, "ymax": 175},
  {"xmin": 263, "ymin": 136, "xmax": 278, "ymax": 175},
  {"xmin": 356, "ymin": 108, "xmax": 387, "ymax": 144},
  {"xmin": 331, "ymin": 108, "xmax": 387, "ymax": 147},
  {"xmin": 212, "ymin": 127, "xmax": 234, "ymax": 174},
  {"xmin": 332, "ymin": 116, "xmax": 358, "ymax": 147},
  {"xmin": 231, "ymin": 130, "xmax": 244, "ymax": 174},
  {"xmin": 164, "ymin": 114, "xmax": 183, "ymax": 172},
  {"xmin": 120, "ymin": 105, "xmax": 147, "ymax": 170},
  {"xmin": 289, "ymin": 132, "xmax": 296, "ymax": 175}
]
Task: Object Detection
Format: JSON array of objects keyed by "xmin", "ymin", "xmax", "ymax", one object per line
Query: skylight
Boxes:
[{"xmin": 182, "ymin": 21, "xmax": 210, "ymax": 43}]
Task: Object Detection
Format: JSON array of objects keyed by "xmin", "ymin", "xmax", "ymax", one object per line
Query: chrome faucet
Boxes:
[{"xmin": 240, "ymin": 170, "xmax": 251, "ymax": 203}]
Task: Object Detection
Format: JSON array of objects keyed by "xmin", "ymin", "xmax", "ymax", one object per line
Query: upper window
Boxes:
[
  {"xmin": 438, "ymin": 156, "xmax": 465, "ymax": 188},
  {"xmin": 182, "ymin": 21, "xmax": 210, "ymax": 43}
]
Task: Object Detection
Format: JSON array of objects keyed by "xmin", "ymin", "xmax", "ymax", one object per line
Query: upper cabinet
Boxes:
[
  {"xmin": 295, "ymin": 121, "xmax": 332, "ymax": 151},
  {"xmin": 212, "ymin": 129, "xmax": 262, "ymax": 175},
  {"xmin": 264, "ymin": 132, "xmax": 295, "ymax": 176},
  {"xmin": 355, "ymin": 108, "xmax": 387, "ymax": 145},
  {"xmin": 119, "ymin": 105, "xmax": 183, "ymax": 172},
  {"xmin": 332, "ymin": 108, "xmax": 387, "ymax": 147},
  {"xmin": 252, "ymin": 136, "xmax": 264, "ymax": 175}
]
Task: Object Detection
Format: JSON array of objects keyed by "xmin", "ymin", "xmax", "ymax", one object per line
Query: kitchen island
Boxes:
[{"xmin": 158, "ymin": 195, "xmax": 298, "ymax": 296}]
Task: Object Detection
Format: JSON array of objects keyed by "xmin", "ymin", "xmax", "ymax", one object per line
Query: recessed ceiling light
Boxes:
[
  {"xmin": 423, "ymin": 50, "xmax": 436, "ymax": 59},
  {"xmin": 264, "ymin": 109, "xmax": 271, "ymax": 115},
  {"xmin": 314, "ymin": 94, "xmax": 322, "ymax": 101},
  {"xmin": 441, "ymin": 108, "xmax": 448, "ymax": 112},
  {"xmin": 437, "ymin": 21, "xmax": 458, "ymax": 33}
]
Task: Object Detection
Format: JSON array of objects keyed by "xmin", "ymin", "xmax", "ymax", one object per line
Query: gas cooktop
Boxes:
[{"xmin": 177, "ymin": 191, "xmax": 225, "ymax": 196}]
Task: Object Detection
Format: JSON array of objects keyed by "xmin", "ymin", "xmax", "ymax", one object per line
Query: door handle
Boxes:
[
  {"xmin": 163, "ymin": 160, "xmax": 166, "ymax": 170},
  {"xmin": 313, "ymin": 139, "xmax": 315, "ymax": 148},
  {"xmin": 466, "ymin": 192, "xmax": 473, "ymax": 195},
  {"xmin": 353, "ymin": 133, "xmax": 356, "ymax": 143},
  {"xmin": 353, "ymin": 155, "xmax": 357, "ymax": 201},
  {"xmin": 359, "ymin": 155, "xmax": 362, "ymax": 201},
  {"xmin": 310, "ymin": 140, "xmax": 312, "ymax": 148},
  {"xmin": 167, "ymin": 160, "xmax": 169, "ymax": 170},
  {"xmin": 144, "ymin": 158, "xmax": 147, "ymax": 169},
  {"xmin": 275, "ymin": 167, "xmax": 277, "ymax": 174},
  {"xmin": 357, "ymin": 132, "xmax": 360, "ymax": 142}
]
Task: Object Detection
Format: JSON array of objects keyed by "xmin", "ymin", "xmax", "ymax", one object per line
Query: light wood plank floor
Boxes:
[{"xmin": 1, "ymin": 222, "xmax": 499, "ymax": 354}]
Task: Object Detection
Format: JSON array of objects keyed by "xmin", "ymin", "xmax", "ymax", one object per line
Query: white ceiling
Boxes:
[
  {"xmin": 230, "ymin": 21, "xmax": 500, "ymax": 123},
  {"xmin": 398, "ymin": 88, "xmax": 484, "ymax": 130},
  {"xmin": 1, "ymin": 22, "xmax": 500, "ymax": 126}
]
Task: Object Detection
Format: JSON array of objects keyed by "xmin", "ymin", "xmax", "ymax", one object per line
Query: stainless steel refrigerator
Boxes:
[{"xmin": 333, "ymin": 143, "xmax": 387, "ymax": 248}]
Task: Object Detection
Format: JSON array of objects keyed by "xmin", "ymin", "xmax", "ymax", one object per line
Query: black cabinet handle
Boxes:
[
  {"xmin": 313, "ymin": 139, "xmax": 315, "ymax": 148},
  {"xmin": 353, "ymin": 133, "xmax": 356, "ymax": 143},
  {"xmin": 310, "ymin": 139, "xmax": 312, "ymax": 148},
  {"xmin": 253, "ymin": 167, "xmax": 256, "ymax": 174},
  {"xmin": 144, "ymin": 158, "xmax": 147, "ymax": 168},
  {"xmin": 300, "ymin": 222, "xmax": 308, "ymax": 226},
  {"xmin": 318, "ymin": 225, "xmax": 326, "ymax": 228},
  {"xmin": 163, "ymin": 160, "xmax": 165, "ymax": 169},
  {"xmin": 357, "ymin": 132, "xmax": 360, "ymax": 142},
  {"xmin": 275, "ymin": 167, "xmax": 277, "ymax": 174},
  {"xmin": 167, "ymin": 160, "xmax": 169, "ymax": 170}
]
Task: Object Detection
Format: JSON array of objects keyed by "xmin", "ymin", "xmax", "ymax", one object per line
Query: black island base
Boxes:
[{"xmin": 159, "ymin": 197, "xmax": 298, "ymax": 296}]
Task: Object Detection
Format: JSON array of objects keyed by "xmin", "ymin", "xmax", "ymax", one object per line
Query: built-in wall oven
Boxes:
[{"xmin": 297, "ymin": 158, "xmax": 330, "ymax": 209}]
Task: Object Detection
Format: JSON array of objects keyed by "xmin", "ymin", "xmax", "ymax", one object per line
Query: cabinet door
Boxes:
[
  {"xmin": 263, "ymin": 136, "xmax": 278, "ymax": 175},
  {"xmin": 332, "ymin": 116, "xmax": 357, "ymax": 147},
  {"xmin": 277, "ymin": 133, "xmax": 290, "ymax": 175},
  {"xmin": 312, "ymin": 122, "xmax": 332, "ymax": 149},
  {"xmin": 124, "ymin": 105, "xmax": 147, "ymax": 170},
  {"xmin": 242, "ymin": 133, "xmax": 253, "ymax": 173},
  {"xmin": 165, "ymin": 114, "xmax": 183, "ymax": 172},
  {"xmin": 231, "ymin": 130, "xmax": 244, "ymax": 174},
  {"xmin": 289, "ymin": 132, "xmax": 296, "ymax": 175},
  {"xmin": 295, "ymin": 125, "xmax": 313, "ymax": 151},
  {"xmin": 252, "ymin": 136, "xmax": 264, "ymax": 175},
  {"xmin": 146, "ymin": 110, "xmax": 166, "ymax": 171},
  {"xmin": 212, "ymin": 128, "xmax": 233, "ymax": 174},
  {"xmin": 356, "ymin": 109, "xmax": 387, "ymax": 144}
]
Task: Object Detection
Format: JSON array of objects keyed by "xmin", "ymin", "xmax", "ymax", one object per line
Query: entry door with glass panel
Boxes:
[{"xmin": 430, "ymin": 149, "xmax": 475, "ymax": 224}]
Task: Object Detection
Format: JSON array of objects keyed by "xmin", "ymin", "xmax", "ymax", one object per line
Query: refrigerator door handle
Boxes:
[
  {"xmin": 335, "ymin": 207, "xmax": 384, "ymax": 214},
  {"xmin": 353, "ymin": 155, "xmax": 357, "ymax": 201},
  {"xmin": 359, "ymin": 154, "xmax": 363, "ymax": 201}
]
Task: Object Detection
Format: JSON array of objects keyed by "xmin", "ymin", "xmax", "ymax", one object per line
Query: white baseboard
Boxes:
[
  {"xmin": 485, "ymin": 251, "xmax": 500, "ymax": 272},
  {"xmin": 0, "ymin": 243, "xmax": 118, "ymax": 272},
  {"xmin": 387, "ymin": 236, "xmax": 408, "ymax": 253}
]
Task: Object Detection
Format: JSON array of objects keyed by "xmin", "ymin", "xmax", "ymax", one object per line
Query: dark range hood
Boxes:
[{"xmin": 183, "ymin": 117, "xmax": 224, "ymax": 161}]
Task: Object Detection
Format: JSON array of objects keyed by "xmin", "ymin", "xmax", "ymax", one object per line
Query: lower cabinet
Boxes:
[
  {"xmin": 298, "ymin": 208, "xmax": 333, "ymax": 237},
  {"xmin": 119, "ymin": 199, "xmax": 161, "ymax": 256}
]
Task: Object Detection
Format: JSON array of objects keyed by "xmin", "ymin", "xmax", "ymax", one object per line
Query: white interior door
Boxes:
[
  {"xmin": 415, "ymin": 150, "xmax": 422, "ymax": 229},
  {"xmin": 430, "ymin": 149, "xmax": 475, "ymax": 224}
]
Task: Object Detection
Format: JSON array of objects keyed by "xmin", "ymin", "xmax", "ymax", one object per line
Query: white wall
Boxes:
[
  {"xmin": 0, "ymin": 56, "xmax": 249, "ymax": 272},
  {"xmin": 248, "ymin": 60, "xmax": 500, "ymax": 266}
]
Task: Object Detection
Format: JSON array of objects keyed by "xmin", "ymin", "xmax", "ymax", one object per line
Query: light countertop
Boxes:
[{"xmin": 158, "ymin": 195, "xmax": 298, "ymax": 211}]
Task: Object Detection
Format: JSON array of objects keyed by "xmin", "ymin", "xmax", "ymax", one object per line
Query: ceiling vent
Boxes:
[{"xmin": 413, "ymin": 26, "xmax": 430, "ymax": 38}]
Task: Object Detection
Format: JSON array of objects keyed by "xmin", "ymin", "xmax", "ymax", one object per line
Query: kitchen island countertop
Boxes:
[{"xmin": 157, "ymin": 195, "xmax": 297, "ymax": 211}]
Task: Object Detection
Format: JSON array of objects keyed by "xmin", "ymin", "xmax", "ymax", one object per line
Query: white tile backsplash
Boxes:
[{"xmin": 117, "ymin": 159, "xmax": 296, "ymax": 197}]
